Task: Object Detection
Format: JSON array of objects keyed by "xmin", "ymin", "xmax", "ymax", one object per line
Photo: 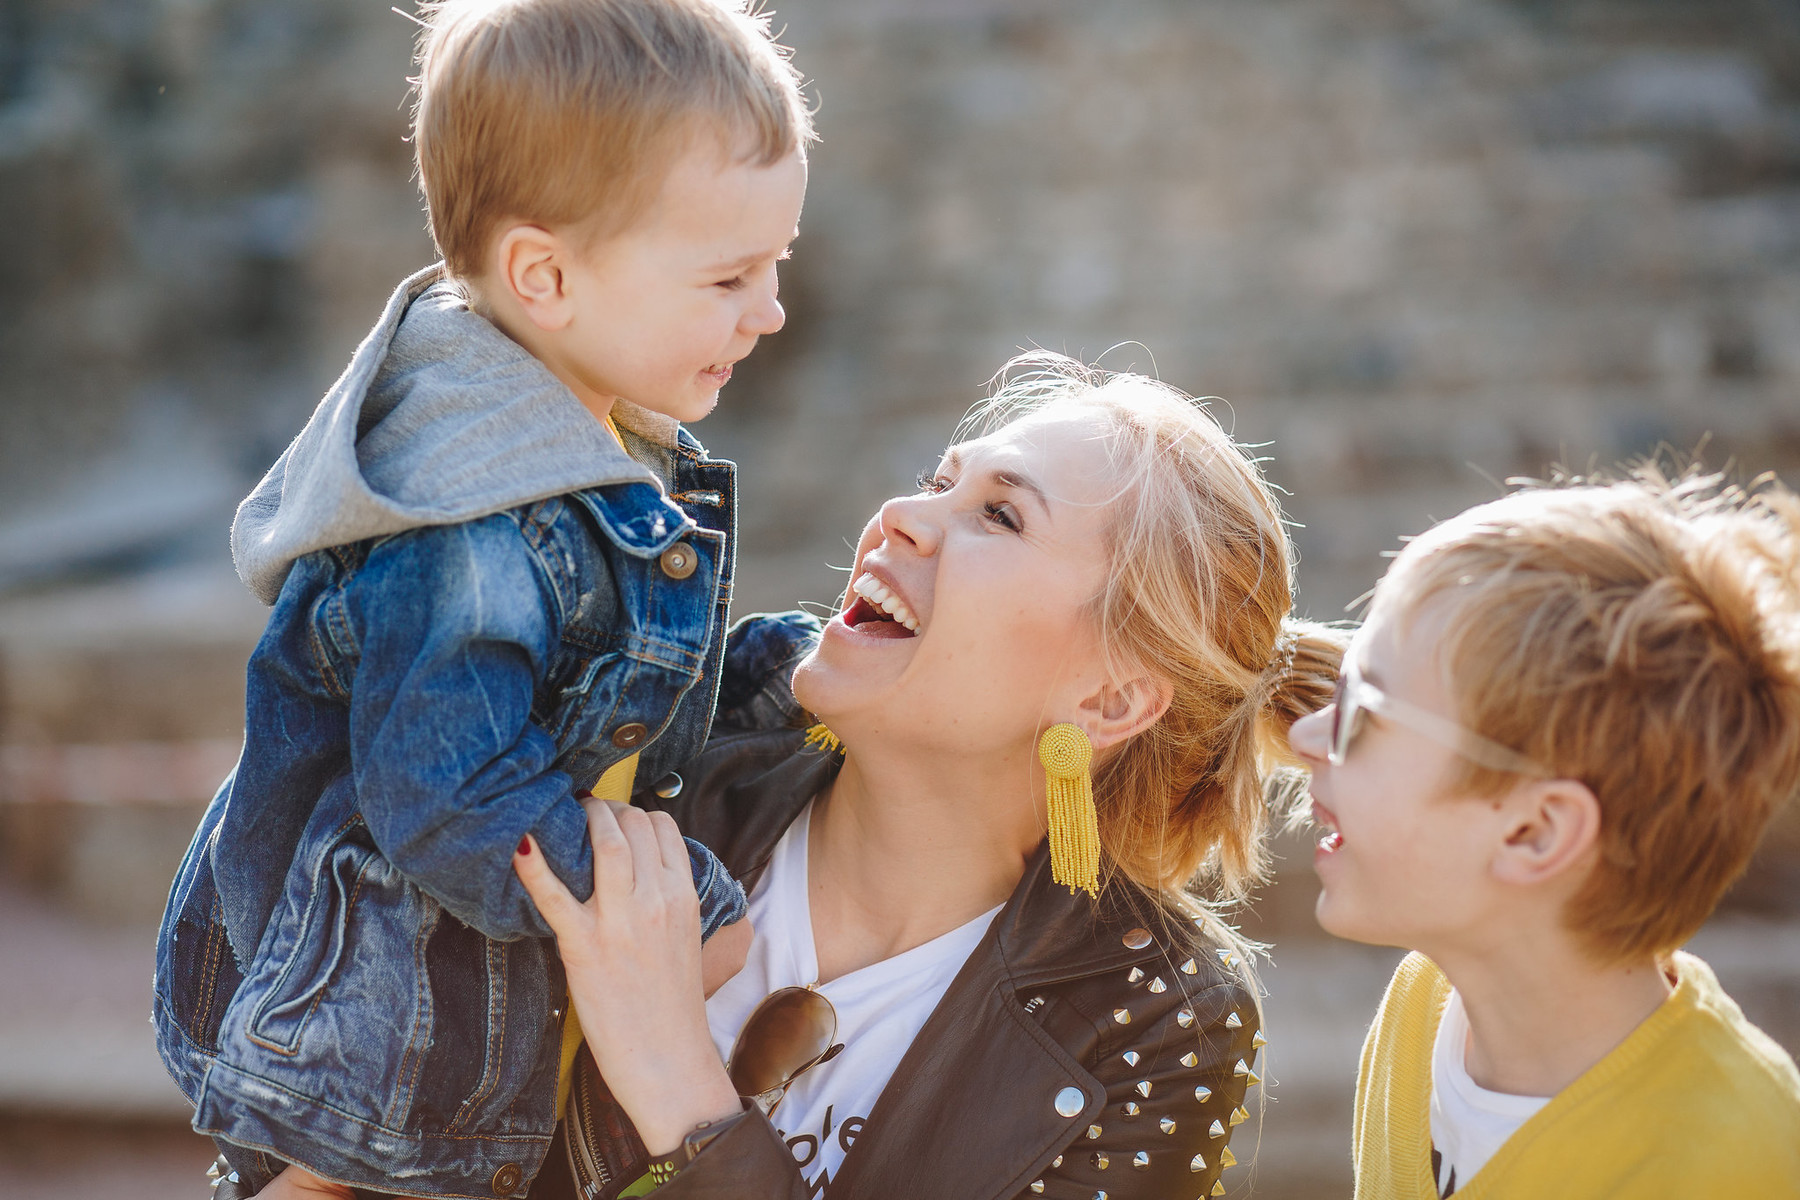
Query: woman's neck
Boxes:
[
  {"xmin": 1431, "ymin": 928, "xmax": 1672, "ymax": 1098},
  {"xmin": 805, "ymin": 743, "xmax": 1043, "ymax": 984}
]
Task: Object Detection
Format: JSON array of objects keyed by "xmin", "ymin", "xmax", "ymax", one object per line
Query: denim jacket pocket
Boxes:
[{"xmin": 247, "ymin": 824, "xmax": 381, "ymax": 1055}]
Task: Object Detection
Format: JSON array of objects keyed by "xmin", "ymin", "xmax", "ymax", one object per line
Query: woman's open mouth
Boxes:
[{"xmin": 840, "ymin": 572, "xmax": 919, "ymax": 638}]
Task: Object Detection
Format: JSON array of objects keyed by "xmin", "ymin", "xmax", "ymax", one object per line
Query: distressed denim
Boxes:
[{"xmin": 153, "ymin": 450, "xmax": 746, "ymax": 1199}]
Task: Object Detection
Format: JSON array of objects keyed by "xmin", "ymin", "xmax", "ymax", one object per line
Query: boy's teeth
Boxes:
[{"xmin": 852, "ymin": 573, "xmax": 920, "ymax": 631}]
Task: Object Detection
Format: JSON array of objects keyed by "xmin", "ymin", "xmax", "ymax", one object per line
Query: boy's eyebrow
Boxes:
[{"xmin": 709, "ymin": 238, "xmax": 796, "ymax": 275}]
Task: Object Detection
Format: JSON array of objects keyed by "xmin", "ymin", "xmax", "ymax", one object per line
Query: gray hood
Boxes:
[{"xmin": 233, "ymin": 264, "xmax": 681, "ymax": 604}]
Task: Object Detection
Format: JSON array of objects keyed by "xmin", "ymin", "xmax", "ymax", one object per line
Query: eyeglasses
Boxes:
[
  {"xmin": 1329, "ymin": 655, "xmax": 1553, "ymax": 777},
  {"xmin": 727, "ymin": 986, "xmax": 844, "ymax": 1115}
]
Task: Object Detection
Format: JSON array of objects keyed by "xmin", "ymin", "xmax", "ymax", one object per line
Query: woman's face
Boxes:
[{"xmin": 793, "ymin": 407, "xmax": 1123, "ymax": 756}]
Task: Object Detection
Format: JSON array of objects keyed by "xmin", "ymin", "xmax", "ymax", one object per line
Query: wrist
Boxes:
[{"xmin": 634, "ymin": 1071, "xmax": 742, "ymax": 1157}]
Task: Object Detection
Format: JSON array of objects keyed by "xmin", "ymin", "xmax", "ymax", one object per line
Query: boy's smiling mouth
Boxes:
[
  {"xmin": 842, "ymin": 571, "xmax": 920, "ymax": 637},
  {"xmin": 1311, "ymin": 799, "xmax": 1344, "ymax": 855}
]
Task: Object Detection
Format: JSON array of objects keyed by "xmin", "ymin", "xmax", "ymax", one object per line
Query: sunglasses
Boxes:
[
  {"xmin": 1329, "ymin": 654, "xmax": 1553, "ymax": 777},
  {"xmin": 728, "ymin": 986, "xmax": 844, "ymax": 1115}
]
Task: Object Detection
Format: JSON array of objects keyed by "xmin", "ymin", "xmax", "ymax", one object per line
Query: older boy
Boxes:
[
  {"xmin": 1291, "ymin": 473, "xmax": 1800, "ymax": 1197},
  {"xmin": 153, "ymin": 1, "xmax": 811, "ymax": 1195}
]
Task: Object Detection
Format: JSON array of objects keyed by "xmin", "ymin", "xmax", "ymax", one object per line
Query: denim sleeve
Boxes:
[{"xmin": 342, "ymin": 516, "xmax": 596, "ymax": 941}]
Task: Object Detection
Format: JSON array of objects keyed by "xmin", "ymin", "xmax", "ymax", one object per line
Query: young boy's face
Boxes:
[
  {"xmin": 1288, "ymin": 598, "xmax": 1521, "ymax": 952},
  {"xmin": 554, "ymin": 143, "xmax": 808, "ymax": 424}
]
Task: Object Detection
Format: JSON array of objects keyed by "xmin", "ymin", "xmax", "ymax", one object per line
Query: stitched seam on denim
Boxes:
[
  {"xmin": 388, "ymin": 900, "xmax": 441, "ymax": 1128},
  {"xmin": 245, "ymin": 823, "xmax": 373, "ymax": 1056},
  {"xmin": 518, "ymin": 502, "xmax": 575, "ymax": 630},
  {"xmin": 196, "ymin": 1066, "xmax": 553, "ymax": 1146},
  {"xmin": 308, "ymin": 590, "xmax": 353, "ymax": 704},
  {"xmin": 193, "ymin": 906, "xmax": 226, "ymax": 1048},
  {"xmin": 446, "ymin": 939, "xmax": 509, "ymax": 1133}
]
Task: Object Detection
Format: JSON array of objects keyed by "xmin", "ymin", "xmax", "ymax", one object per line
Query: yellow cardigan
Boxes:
[{"xmin": 1353, "ymin": 951, "xmax": 1800, "ymax": 1199}]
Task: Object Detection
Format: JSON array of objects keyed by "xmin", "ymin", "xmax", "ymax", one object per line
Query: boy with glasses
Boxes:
[{"xmin": 1289, "ymin": 471, "xmax": 1800, "ymax": 1198}]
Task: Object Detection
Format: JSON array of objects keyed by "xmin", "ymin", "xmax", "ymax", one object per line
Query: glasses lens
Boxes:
[{"xmin": 728, "ymin": 987, "xmax": 838, "ymax": 1099}]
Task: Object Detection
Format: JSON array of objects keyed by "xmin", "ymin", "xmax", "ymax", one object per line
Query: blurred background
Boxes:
[{"xmin": 3, "ymin": 0, "xmax": 1799, "ymax": 1195}]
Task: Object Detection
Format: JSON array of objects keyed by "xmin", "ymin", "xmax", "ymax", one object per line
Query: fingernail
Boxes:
[{"xmin": 518, "ymin": 835, "xmax": 531, "ymax": 856}]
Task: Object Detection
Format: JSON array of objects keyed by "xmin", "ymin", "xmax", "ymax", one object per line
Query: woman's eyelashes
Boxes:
[{"xmin": 914, "ymin": 470, "xmax": 1024, "ymax": 533}]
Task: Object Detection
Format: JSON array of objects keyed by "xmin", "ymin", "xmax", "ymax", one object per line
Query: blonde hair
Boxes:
[
  {"xmin": 962, "ymin": 354, "xmax": 1346, "ymax": 917},
  {"xmin": 1379, "ymin": 467, "xmax": 1800, "ymax": 963},
  {"xmin": 411, "ymin": 0, "xmax": 814, "ymax": 279}
]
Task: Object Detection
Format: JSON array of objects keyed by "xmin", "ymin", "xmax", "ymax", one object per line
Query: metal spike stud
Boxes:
[
  {"xmin": 1113, "ymin": 1008, "xmax": 1132, "ymax": 1025},
  {"xmin": 1212, "ymin": 1181, "xmax": 1226, "ymax": 1196},
  {"xmin": 1229, "ymin": 1106, "xmax": 1248, "ymax": 1127},
  {"xmin": 1251, "ymin": 1031, "xmax": 1267, "ymax": 1050},
  {"xmin": 1132, "ymin": 1152, "xmax": 1150, "ymax": 1171},
  {"xmin": 1189, "ymin": 1153, "xmax": 1206, "ymax": 1172},
  {"xmin": 1209, "ymin": 1119, "xmax": 1225, "ymax": 1138},
  {"xmin": 1176, "ymin": 1009, "xmax": 1195, "ymax": 1028},
  {"xmin": 1127, "ymin": 966, "xmax": 1145, "ymax": 983},
  {"xmin": 1087, "ymin": 1124, "xmax": 1103, "ymax": 1140},
  {"xmin": 1220, "ymin": 1147, "xmax": 1238, "ymax": 1169},
  {"xmin": 1180, "ymin": 957, "xmax": 1198, "ymax": 975},
  {"xmin": 1092, "ymin": 1152, "xmax": 1110, "ymax": 1171},
  {"xmin": 1121, "ymin": 1101, "xmax": 1141, "ymax": 1117},
  {"xmin": 1136, "ymin": 1080, "xmax": 1153, "ymax": 1098},
  {"xmin": 1224, "ymin": 1011, "xmax": 1243, "ymax": 1029},
  {"xmin": 1232, "ymin": 1059, "xmax": 1249, "ymax": 1077},
  {"xmin": 1194, "ymin": 1085, "xmax": 1213, "ymax": 1103},
  {"xmin": 1029, "ymin": 1183, "xmax": 1044, "ymax": 1195},
  {"xmin": 1148, "ymin": 976, "xmax": 1168, "ymax": 994},
  {"xmin": 1215, "ymin": 947, "xmax": 1233, "ymax": 965},
  {"xmin": 1123, "ymin": 1050, "xmax": 1141, "ymax": 1067},
  {"xmin": 1053, "ymin": 1156, "xmax": 1063, "ymax": 1169},
  {"xmin": 1094, "ymin": 1193, "xmax": 1109, "ymax": 1200},
  {"xmin": 1160, "ymin": 1116, "xmax": 1176, "ymax": 1135},
  {"xmin": 1246, "ymin": 1069, "xmax": 1262, "ymax": 1087},
  {"xmin": 1181, "ymin": 1051, "xmax": 1199, "ymax": 1068}
]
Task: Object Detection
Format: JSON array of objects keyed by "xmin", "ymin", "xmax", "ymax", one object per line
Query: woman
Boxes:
[{"xmin": 513, "ymin": 353, "xmax": 1343, "ymax": 1200}]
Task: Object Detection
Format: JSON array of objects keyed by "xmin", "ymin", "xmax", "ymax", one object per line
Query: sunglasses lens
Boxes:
[{"xmin": 728, "ymin": 987, "xmax": 838, "ymax": 1099}]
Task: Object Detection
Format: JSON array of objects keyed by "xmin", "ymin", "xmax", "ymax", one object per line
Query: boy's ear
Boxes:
[
  {"xmin": 1491, "ymin": 778, "xmax": 1601, "ymax": 888},
  {"xmin": 494, "ymin": 224, "xmax": 574, "ymax": 331},
  {"xmin": 1077, "ymin": 672, "xmax": 1174, "ymax": 755}
]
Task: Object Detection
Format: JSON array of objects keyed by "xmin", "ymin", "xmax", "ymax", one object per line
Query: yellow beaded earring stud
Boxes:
[
  {"xmin": 1039, "ymin": 723, "xmax": 1099, "ymax": 897},
  {"xmin": 802, "ymin": 721, "xmax": 844, "ymax": 755}
]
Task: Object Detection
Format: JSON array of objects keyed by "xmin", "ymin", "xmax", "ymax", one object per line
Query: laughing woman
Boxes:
[{"xmin": 515, "ymin": 354, "xmax": 1343, "ymax": 1200}]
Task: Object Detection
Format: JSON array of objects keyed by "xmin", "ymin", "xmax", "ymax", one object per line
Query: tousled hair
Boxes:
[
  {"xmin": 1379, "ymin": 466, "xmax": 1800, "ymax": 963},
  {"xmin": 410, "ymin": 0, "xmax": 814, "ymax": 279},
  {"xmin": 962, "ymin": 354, "xmax": 1346, "ymax": 918}
]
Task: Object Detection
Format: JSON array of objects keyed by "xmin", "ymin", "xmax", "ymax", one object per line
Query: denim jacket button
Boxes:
[
  {"xmin": 491, "ymin": 1163, "xmax": 522, "ymax": 1195},
  {"xmin": 658, "ymin": 541, "xmax": 698, "ymax": 580},
  {"xmin": 612, "ymin": 723, "xmax": 649, "ymax": 749}
]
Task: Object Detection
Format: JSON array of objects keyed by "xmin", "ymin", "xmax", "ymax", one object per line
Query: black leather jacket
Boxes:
[{"xmin": 618, "ymin": 615, "xmax": 1263, "ymax": 1200}]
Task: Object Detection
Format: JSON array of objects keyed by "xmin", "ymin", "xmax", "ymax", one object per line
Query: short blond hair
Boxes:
[
  {"xmin": 411, "ymin": 0, "xmax": 813, "ymax": 279},
  {"xmin": 965, "ymin": 355, "xmax": 1346, "ymax": 911},
  {"xmin": 1378, "ymin": 469, "xmax": 1800, "ymax": 962}
]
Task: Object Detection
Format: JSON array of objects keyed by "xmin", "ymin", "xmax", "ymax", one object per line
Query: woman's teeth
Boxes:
[{"xmin": 851, "ymin": 573, "xmax": 920, "ymax": 631}]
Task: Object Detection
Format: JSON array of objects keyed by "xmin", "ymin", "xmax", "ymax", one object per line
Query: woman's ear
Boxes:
[
  {"xmin": 494, "ymin": 223, "xmax": 574, "ymax": 331},
  {"xmin": 1078, "ymin": 672, "xmax": 1174, "ymax": 754},
  {"xmin": 1491, "ymin": 778, "xmax": 1601, "ymax": 888}
]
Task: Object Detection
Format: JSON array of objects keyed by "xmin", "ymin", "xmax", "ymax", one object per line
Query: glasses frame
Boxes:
[{"xmin": 1329, "ymin": 655, "xmax": 1553, "ymax": 778}]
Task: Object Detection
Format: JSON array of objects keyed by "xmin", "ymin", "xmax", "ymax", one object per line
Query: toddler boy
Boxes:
[
  {"xmin": 153, "ymin": 1, "xmax": 811, "ymax": 1195},
  {"xmin": 1290, "ymin": 471, "xmax": 1800, "ymax": 1197}
]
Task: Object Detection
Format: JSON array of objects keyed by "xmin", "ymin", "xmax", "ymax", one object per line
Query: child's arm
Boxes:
[{"xmin": 335, "ymin": 516, "xmax": 601, "ymax": 939}]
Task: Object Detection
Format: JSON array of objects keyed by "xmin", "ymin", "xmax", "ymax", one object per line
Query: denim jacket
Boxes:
[{"xmin": 152, "ymin": 267, "xmax": 747, "ymax": 1199}]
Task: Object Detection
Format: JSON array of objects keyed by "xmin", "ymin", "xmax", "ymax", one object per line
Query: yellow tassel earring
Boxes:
[
  {"xmin": 1039, "ymin": 723, "xmax": 1100, "ymax": 898},
  {"xmin": 802, "ymin": 721, "xmax": 844, "ymax": 755}
]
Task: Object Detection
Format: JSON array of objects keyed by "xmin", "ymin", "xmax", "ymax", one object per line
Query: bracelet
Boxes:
[{"xmin": 641, "ymin": 1107, "xmax": 750, "ymax": 1187}]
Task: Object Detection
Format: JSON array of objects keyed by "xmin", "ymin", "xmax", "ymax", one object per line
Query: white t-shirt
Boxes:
[
  {"xmin": 1429, "ymin": 988, "xmax": 1551, "ymax": 1197},
  {"xmin": 705, "ymin": 804, "xmax": 1001, "ymax": 1194}
]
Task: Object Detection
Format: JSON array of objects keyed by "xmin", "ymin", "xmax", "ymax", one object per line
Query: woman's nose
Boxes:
[
  {"xmin": 1288, "ymin": 705, "xmax": 1333, "ymax": 766},
  {"xmin": 877, "ymin": 491, "xmax": 942, "ymax": 557}
]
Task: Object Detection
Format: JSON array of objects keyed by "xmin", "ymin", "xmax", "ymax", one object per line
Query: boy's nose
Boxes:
[
  {"xmin": 743, "ymin": 288, "xmax": 785, "ymax": 337},
  {"xmin": 1288, "ymin": 705, "xmax": 1333, "ymax": 766}
]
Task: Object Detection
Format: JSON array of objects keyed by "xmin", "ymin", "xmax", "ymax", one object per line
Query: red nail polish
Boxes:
[{"xmin": 518, "ymin": 836, "xmax": 531, "ymax": 856}]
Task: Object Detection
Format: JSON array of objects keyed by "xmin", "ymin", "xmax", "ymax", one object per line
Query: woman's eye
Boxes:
[
  {"xmin": 984, "ymin": 501, "xmax": 1021, "ymax": 532},
  {"xmin": 916, "ymin": 471, "xmax": 950, "ymax": 494}
]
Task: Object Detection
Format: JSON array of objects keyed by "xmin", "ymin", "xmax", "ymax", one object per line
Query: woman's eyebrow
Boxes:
[{"xmin": 941, "ymin": 446, "xmax": 1051, "ymax": 517}]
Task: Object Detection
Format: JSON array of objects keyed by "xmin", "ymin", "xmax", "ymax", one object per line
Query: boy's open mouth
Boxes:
[
  {"xmin": 842, "ymin": 571, "xmax": 919, "ymax": 638},
  {"xmin": 1311, "ymin": 800, "xmax": 1343, "ymax": 854}
]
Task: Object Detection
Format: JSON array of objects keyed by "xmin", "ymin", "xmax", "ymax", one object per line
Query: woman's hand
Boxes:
[
  {"xmin": 253, "ymin": 1165, "xmax": 355, "ymax": 1200},
  {"xmin": 514, "ymin": 800, "xmax": 742, "ymax": 1155}
]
